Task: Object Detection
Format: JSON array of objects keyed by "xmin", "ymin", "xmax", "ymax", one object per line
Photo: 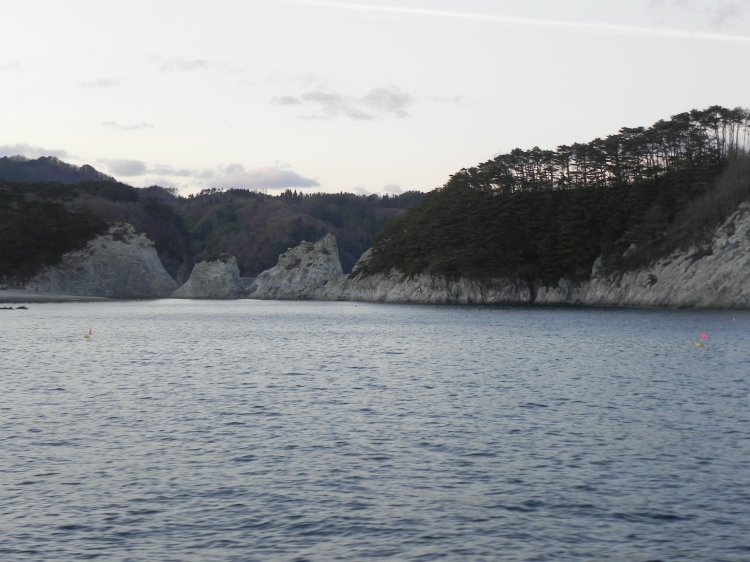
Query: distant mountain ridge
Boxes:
[{"xmin": 0, "ymin": 155, "xmax": 114, "ymax": 184}]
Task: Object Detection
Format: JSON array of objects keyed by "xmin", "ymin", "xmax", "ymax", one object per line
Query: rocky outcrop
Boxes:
[
  {"xmin": 171, "ymin": 255, "xmax": 247, "ymax": 299},
  {"xmin": 534, "ymin": 202, "xmax": 750, "ymax": 309},
  {"xmin": 321, "ymin": 202, "xmax": 750, "ymax": 309},
  {"xmin": 247, "ymin": 234, "xmax": 343, "ymax": 299},
  {"xmin": 241, "ymin": 202, "xmax": 750, "ymax": 309},
  {"xmin": 322, "ymin": 250, "xmax": 531, "ymax": 304},
  {"xmin": 27, "ymin": 223, "xmax": 179, "ymax": 298}
]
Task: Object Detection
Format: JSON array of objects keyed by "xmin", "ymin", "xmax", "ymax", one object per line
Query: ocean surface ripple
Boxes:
[{"xmin": 1, "ymin": 300, "xmax": 749, "ymax": 561}]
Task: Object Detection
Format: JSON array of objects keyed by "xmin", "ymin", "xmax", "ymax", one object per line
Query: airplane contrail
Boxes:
[{"xmin": 278, "ymin": 0, "xmax": 750, "ymax": 43}]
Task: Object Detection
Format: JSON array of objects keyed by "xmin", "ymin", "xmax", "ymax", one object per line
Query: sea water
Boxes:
[{"xmin": 1, "ymin": 300, "xmax": 749, "ymax": 561}]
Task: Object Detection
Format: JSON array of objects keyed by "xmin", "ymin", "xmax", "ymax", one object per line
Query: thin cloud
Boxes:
[
  {"xmin": 271, "ymin": 95, "xmax": 302, "ymax": 106},
  {"xmin": 301, "ymin": 91, "xmax": 371, "ymax": 120},
  {"xmin": 99, "ymin": 159, "xmax": 147, "ymax": 177},
  {"xmin": 432, "ymin": 95, "xmax": 462, "ymax": 104},
  {"xmin": 281, "ymin": 0, "xmax": 750, "ymax": 42},
  {"xmin": 361, "ymin": 87, "xmax": 411, "ymax": 118},
  {"xmin": 99, "ymin": 160, "xmax": 208, "ymax": 178},
  {"xmin": 83, "ymin": 159, "xmax": 320, "ymax": 191},
  {"xmin": 79, "ymin": 77, "xmax": 121, "ymax": 88},
  {"xmin": 213, "ymin": 166, "xmax": 320, "ymax": 190},
  {"xmin": 160, "ymin": 58, "xmax": 211, "ymax": 72},
  {"xmin": 0, "ymin": 143, "xmax": 70, "ymax": 159},
  {"xmin": 0, "ymin": 62, "xmax": 21, "ymax": 72},
  {"xmin": 274, "ymin": 85, "xmax": 413, "ymax": 120},
  {"xmin": 149, "ymin": 164, "xmax": 196, "ymax": 177},
  {"xmin": 103, "ymin": 121, "xmax": 155, "ymax": 131},
  {"xmin": 292, "ymin": 73, "xmax": 329, "ymax": 88},
  {"xmin": 158, "ymin": 57, "xmax": 241, "ymax": 73},
  {"xmin": 707, "ymin": 1, "xmax": 746, "ymax": 27},
  {"xmin": 650, "ymin": 0, "xmax": 747, "ymax": 28}
]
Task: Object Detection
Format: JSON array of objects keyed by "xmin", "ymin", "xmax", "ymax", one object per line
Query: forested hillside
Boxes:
[
  {"xmin": 0, "ymin": 180, "xmax": 192, "ymax": 280},
  {"xmin": 0, "ymin": 156, "xmax": 115, "ymax": 183},
  {"xmin": 179, "ymin": 188, "xmax": 423, "ymax": 275},
  {"xmin": 0, "ymin": 190, "xmax": 108, "ymax": 279},
  {"xmin": 364, "ymin": 106, "xmax": 750, "ymax": 283},
  {"xmin": 0, "ymin": 172, "xmax": 424, "ymax": 281}
]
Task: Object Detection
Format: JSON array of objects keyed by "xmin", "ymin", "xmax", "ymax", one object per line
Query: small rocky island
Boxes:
[
  {"xmin": 172, "ymin": 255, "xmax": 247, "ymax": 299},
  {"xmin": 247, "ymin": 234, "xmax": 343, "ymax": 300}
]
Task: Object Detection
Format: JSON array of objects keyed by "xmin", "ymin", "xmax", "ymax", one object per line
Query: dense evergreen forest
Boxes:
[
  {"xmin": 0, "ymin": 189, "xmax": 108, "ymax": 279},
  {"xmin": 364, "ymin": 106, "xmax": 750, "ymax": 283},
  {"xmin": 0, "ymin": 168, "xmax": 424, "ymax": 281}
]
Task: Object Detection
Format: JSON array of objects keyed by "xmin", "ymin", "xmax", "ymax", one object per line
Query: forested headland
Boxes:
[{"xmin": 363, "ymin": 106, "xmax": 750, "ymax": 283}]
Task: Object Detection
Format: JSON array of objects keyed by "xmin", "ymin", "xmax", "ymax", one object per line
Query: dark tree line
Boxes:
[
  {"xmin": 364, "ymin": 106, "xmax": 750, "ymax": 283},
  {"xmin": 453, "ymin": 106, "xmax": 749, "ymax": 195},
  {"xmin": 0, "ymin": 191, "xmax": 107, "ymax": 279}
]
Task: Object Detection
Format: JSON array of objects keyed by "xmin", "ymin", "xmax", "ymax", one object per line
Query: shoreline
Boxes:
[
  {"xmin": 1, "ymin": 289, "xmax": 748, "ymax": 311},
  {"xmin": 0, "ymin": 290, "xmax": 110, "ymax": 303}
]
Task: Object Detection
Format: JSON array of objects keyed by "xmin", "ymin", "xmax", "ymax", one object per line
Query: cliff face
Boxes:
[
  {"xmin": 247, "ymin": 234, "xmax": 343, "ymax": 300},
  {"xmin": 323, "ymin": 203, "xmax": 750, "ymax": 309},
  {"xmin": 27, "ymin": 223, "xmax": 179, "ymax": 298},
  {"xmin": 323, "ymin": 262, "xmax": 531, "ymax": 304},
  {"xmin": 535, "ymin": 202, "xmax": 750, "ymax": 309},
  {"xmin": 224, "ymin": 202, "xmax": 750, "ymax": 308},
  {"xmin": 171, "ymin": 255, "xmax": 247, "ymax": 299}
]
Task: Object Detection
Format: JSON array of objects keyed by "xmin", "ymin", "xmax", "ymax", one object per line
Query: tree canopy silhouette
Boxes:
[{"xmin": 364, "ymin": 106, "xmax": 750, "ymax": 283}]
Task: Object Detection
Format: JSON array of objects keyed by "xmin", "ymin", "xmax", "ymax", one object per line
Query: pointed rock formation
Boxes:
[
  {"xmin": 171, "ymin": 254, "xmax": 247, "ymax": 299},
  {"xmin": 247, "ymin": 233, "xmax": 343, "ymax": 299},
  {"xmin": 27, "ymin": 223, "xmax": 179, "ymax": 298}
]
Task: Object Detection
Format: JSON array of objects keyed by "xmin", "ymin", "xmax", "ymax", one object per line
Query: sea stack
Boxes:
[
  {"xmin": 247, "ymin": 233, "xmax": 344, "ymax": 299},
  {"xmin": 26, "ymin": 223, "xmax": 179, "ymax": 298},
  {"xmin": 171, "ymin": 254, "xmax": 247, "ymax": 299}
]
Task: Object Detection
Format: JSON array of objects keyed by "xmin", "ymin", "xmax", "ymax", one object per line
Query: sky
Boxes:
[{"xmin": 1, "ymin": 0, "xmax": 749, "ymax": 195}]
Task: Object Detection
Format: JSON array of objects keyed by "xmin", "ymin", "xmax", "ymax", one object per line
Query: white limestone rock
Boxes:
[
  {"xmin": 247, "ymin": 234, "xmax": 344, "ymax": 300},
  {"xmin": 27, "ymin": 223, "xmax": 179, "ymax": 298},
  {"xmin": 321, "ymin": 247, "xmax": 531, "ymax": 303},
  {"xmin": 322, "ymin": 201, "xmax": 750, "ymax": 309},
  {"xmin": 534, "ymin": 202, "xmax": 750, "ymax": 309},
  {"xmin": 322, "ymin": 269, "xmax": 531, "ymax": 304},
  {"xmin": 171, "ymin": 254, "xmax": 247, "ymax": 299}
]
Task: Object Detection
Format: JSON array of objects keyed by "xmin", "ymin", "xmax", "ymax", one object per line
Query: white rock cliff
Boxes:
[
  {"xmin": 322, "ymin": 256, "xmax": 532, "ymax": 304},
  {"xmin": 216, "ymin": 201, "xmax": 750, "ymax": 308},
  {"xmin": 172, "ymin": 255, "xmax": 247, "ymax": 299},
  {"xmin": 320, "ymin": 202, "xmax": 750, "ymax": 309},
  {"xmin": 27, "ymin": 223, "xmax": 179, "ymax": 298},
  {"xmin": 535, "ymin": 202, "xmax": 750, "ymax": 309},
  {"xmin": 247, "ymin": 233, "xmax": 343, "ymax": 299}
]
